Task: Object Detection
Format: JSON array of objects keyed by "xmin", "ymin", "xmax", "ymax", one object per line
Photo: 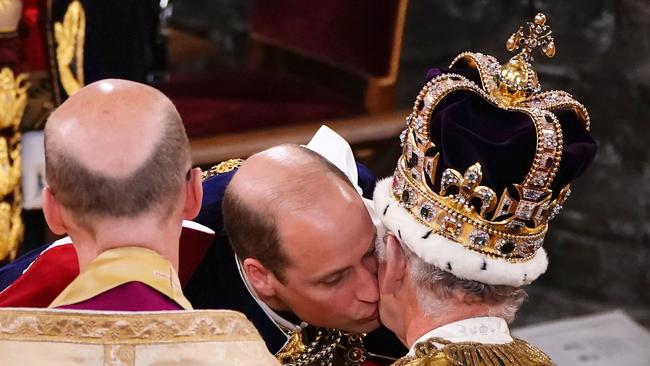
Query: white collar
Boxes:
[
  {"xmin": 407, "ymin": 317, "xmax": 513, "ymax": 356},
  {"xmin": 235, "ymin": 254, "xmax": 303, "ymax": 333}
]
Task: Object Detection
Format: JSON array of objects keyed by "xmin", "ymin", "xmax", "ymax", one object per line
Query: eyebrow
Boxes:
[{"xmin": 314, "ymin": 233, "xmax": 377, "ymax": 283}]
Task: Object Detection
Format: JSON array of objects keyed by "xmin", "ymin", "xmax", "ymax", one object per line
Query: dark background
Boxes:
[{"xmin": 171, "ymin": 0, "xmax": 650, "ymax": 328}]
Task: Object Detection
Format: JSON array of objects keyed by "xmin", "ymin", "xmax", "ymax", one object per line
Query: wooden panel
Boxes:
[{"xmin": 190, "ymin": 109, "xmax": 408, "ymax": 165}]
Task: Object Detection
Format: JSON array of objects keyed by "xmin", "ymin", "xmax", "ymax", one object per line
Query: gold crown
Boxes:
[{"xmin": 392, "ymin": 14, "xmax": 590, "ymax": 262}]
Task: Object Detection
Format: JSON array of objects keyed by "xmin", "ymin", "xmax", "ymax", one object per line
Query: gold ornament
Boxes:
[
  {"xmin": 7, "ymin": 187, "xmax": 22, "ymax": 260},
  {"xmin": 0, "ymin": 67, "xmax": 26, "ymax": 262},
  {"xmin": 0, "ymin": 68, "xmax": 28, "ymax": 130},
  {"xmin": 54, "ymin": 0, "xmax": 85, "ymax": 96},
  {"xmin": 496, "ymin": 13, "xmax": 556, "ymax": 105},
  {"xmin": 275, "ymin": 327, "xmax": 366, "ymax": 366},
  {"xmin": 0, "ymin": 136, "xmax": 21, "ymax": 197},
  {"xmin": 0, "ymin": 202, "xmax": 11, "ymax": 260},
  {"xmin": 275, "ymin": 331, "xmax": 307, "ymax": 364},
  {"xmin": 201, "ymin": 158, "xmax": 244, "ymax": 181}
]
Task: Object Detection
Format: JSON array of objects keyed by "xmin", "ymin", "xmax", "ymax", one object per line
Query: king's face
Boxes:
[{"xmin": 270, "ymin": 183, "xmax": 381, "ymax": 333}]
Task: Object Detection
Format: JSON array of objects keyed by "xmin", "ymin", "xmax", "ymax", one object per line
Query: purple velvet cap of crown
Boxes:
[{"xmin": 421, "ymin": 67, "xmax": 597, "ymax": 198}]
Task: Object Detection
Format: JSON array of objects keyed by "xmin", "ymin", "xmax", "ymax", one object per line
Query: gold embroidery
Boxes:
[
  {"xmin": 392, "ymin": 338, "xmax": 552, "ymax": 366},
  {"xmin": 276, "ymin": 330, "xmax": 307, "ymax": 363},
  {"xmin": 54, "ymin": 0, "xmax": 85, "ymax": 96},
  {"xmin": 202, "ymin": 158, "xmax": 244, "ymax": 181},
  {"xmin": 0, "ymin": 309, "xmax": 263, "ymax": 344}
]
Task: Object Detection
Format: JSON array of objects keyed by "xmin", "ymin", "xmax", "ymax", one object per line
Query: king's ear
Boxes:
[
  {"xmin": 381, "ymin": 234, "xmax": 407, "ymax": 296},
  {"xmin": 42, "ymin": 187, "xmax": 67, "ymax": 235}
]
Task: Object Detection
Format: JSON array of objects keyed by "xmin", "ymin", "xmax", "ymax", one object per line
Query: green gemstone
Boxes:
[
  {"xmin": 420, "ymin": 205, "xmax": 431, "ymax": 220},
  {"xmin": 471, "ymin": 234, "xmax": 488, "ymax": 246}
]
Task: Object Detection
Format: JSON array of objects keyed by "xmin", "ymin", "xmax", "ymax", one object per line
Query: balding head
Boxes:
[
  {"xmin": 45, "ymin": 79, "xmax": 190, "ymax": 223},
  {"xmin": 223, "ymin": 144, "xmax": 363, "ymax": 280},
  {"xmin": 222, "ymin": 145, "xmax": 380, "ymax": 332},
  {"xmin": 231, "ymin": 144, "xmax": 357, "ymax": 213}
]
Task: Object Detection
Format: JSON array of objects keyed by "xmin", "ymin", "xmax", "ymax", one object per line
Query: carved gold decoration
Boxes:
[
  {"xmin": 392, "ymin": 337, "xmax": 552, "ymax": 366},
  {"xmin": 54, "ymin": 0, "xmax": 85, "ymax": 96},
  {"xmin": 0, "ymin": 136, "xmax": 20, "ymax": 196},
  {"xmin": 0, "ymin": 68, "xmax": 28, "ymax": 129},
  {"xmin": 0, "ymin": 67, "xmax": 26, "ymax": 261},
  {"xmin": 0, "ymin": 202, "xmax": 11, "ymax": 259},
  {"xmin": 0, "ymin": 189, "xmax": 22, "ymax": 261}
]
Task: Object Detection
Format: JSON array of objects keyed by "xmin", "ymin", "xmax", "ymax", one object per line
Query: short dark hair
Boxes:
[
  {"xmin": 45, "ymin": 109, "xmax": 189, "ymax": 221},
  {"xmin": 222, "ymin": 189, "xmax": 287, "ymax": 280},
  {"xmin": 222, "ymin": 145, "xmax": 354, "ymax": 282}
]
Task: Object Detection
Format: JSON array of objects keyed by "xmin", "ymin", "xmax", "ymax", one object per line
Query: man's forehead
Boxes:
[
  {"xmin": 277, "ymin": 202, "xmax": 375, "ymax": 273},
  {"xmin": 236, "ymin": 156, "xmax": 361, "ymax": 216}
]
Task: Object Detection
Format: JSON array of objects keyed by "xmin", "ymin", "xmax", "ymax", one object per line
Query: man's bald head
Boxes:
[
  {"xmin": 45, "ymin": 79, "xmax": 190, "ymax": 222},
  {"xmin": 223, "ymin": 144, "xmax": 361, "ymax": 280},
  {"xmin": 231, "ymin": 144, "xmax": 357, "ymax": 212}
]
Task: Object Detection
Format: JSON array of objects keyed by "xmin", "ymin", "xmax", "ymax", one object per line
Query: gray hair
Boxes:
[{"xmin": 376, "ymin": 234, "xmax": 527, "ymax": 323}]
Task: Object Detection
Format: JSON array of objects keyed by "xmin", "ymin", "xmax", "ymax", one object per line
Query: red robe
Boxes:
[{"xmin": 0, "ymin": 221, "xmax": 213, "ymax": 308}]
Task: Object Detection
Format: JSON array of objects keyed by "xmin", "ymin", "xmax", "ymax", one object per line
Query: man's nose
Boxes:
[{"xmin": 356, "ymin": 266, "xmax": 379, "ymax": 303}]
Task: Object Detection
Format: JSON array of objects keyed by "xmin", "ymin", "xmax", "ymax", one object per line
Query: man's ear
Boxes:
[
  {"xmin": 42, "ymin": 187, "xmax": 67, "ymax": 235},
  {"xmin": 183, "ymin": 167, "xmax": 203, "ymax": 220},
  {"xmin": 381, "ymin": 234, "xmax": 407, "ymax": 296},
  {"xmin": 242, "ymin": 257, "xmax": 277, "ymax": 299}
]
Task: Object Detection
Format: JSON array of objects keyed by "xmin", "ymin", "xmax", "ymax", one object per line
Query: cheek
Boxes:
[
  {"xmin": 378, "ymin": 299, "xmax": 396, "ymax": 333},
  {"xmin": 288, "ymin": 286, "xmax": 357, "ymax": 316},
  {"xmin": 364, "ymin": 255, "xmax": 378, "ymax": 275},
  {"xmin": 377, "ymin": 262, "xmax": 387, "ymax": 289}
]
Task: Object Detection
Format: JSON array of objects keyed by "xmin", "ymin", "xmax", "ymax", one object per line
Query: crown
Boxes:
[{"xmin": 391, "ymin": 14, "xmax": 591, "ymax": 263}]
